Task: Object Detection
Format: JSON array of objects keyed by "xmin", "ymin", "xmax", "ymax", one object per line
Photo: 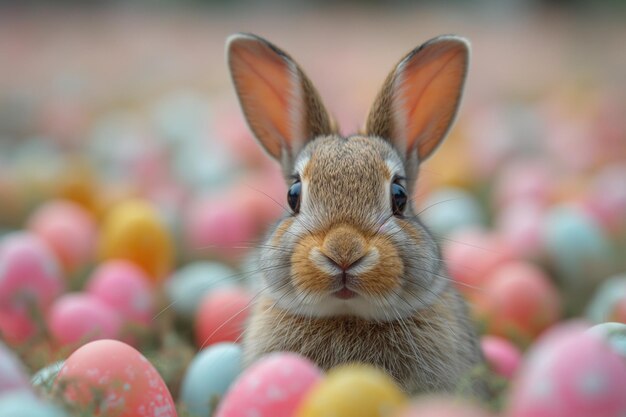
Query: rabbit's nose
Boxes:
[{"xmin": 321, "ymin": 225, "xmax": 367, "ymax": 271}]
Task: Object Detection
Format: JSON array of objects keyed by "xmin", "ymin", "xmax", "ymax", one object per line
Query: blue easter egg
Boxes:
[
  {"xmin": 165, "ymin": 262, "xmax": 238, "ymax": 319},
  {"xmin": 542, "ymin": 205, "xmax": 613, "ymax": 285},
  {"xmin": 0, "ymin": 391, "xmax": 67, "ymax": 417},
  {"xmin": 180, "ymin": 343, "xmax": 243, "ymax": 417},
  {"xmin": 420, "ymin": 187, "xmax": 484, "ymax": 237},
  {"xmin": 586, "ymin": 275, "xmax": 626, "ymax": 323}
]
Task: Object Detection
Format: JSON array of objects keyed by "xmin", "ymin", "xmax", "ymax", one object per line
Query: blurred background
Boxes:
[{"xmin": 1, "ymin": 1, "xmax": 626, "ymax": 414}]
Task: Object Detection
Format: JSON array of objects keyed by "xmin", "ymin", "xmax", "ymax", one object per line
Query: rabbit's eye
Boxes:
[
  {"xmin": 287, "ymin": 181, "xmax": 302, "ymax": 213},
  {"xmin": 391, "ymin": 182, "xmax": 407, "ymax": 215}
]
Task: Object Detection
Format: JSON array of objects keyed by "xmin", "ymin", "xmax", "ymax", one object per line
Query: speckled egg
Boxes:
[
  {"xmin": 195, "ymin": 287, "xmax": 252, "ymax": 348},
  {"xmin": 0, "ymin": 391, "xmax": 68, "ymax": 417},
  {"xmin": 0, "ymin": 341, "xmax": 31, "ymax": 394},
  {"xmin": 394, "ymin": 395, "xmax": 492, "ymax": 417},
  {"xmin": 165, "ymin": 261, "xmax": 238, "ymax": 320},
  {"xmin": 477, "ymin": 261, "xmax": 561, "ymax": 342},
  {"xmin": 48, "ymin": 293, "xmax": 122, "ymax": 346},
  {"xmin": 0, "ymin": 232, "xmax": 64, "ymax": 343},
  {"xmin": 86, "ymin": 260, "xmax": 154, "ymax": 326},
  {"xmin": 28, "ymin": 199, "xmax": 97, "ymax": 272},
  {"xmin": 481, "ymin": 335, "xmax": 522, "ymax": 379},
  {"xmin": 585, "ymin": 274, "xmax": 626, "ymax": 324},
  {"xmin": 98, "ymin": 199, "xmax": 174, "ymax": 281},
  {"xmin": 420, "ymin": 188, "xmax": 484, "ymax": 237},
  {"xmin": 507, "ymin": 323, "xmax": 626, "ymax": 417},
  {"xmin": 180, "ymin": 343, "xmax": 242, "ymax": 417},
  {"xmin": 295, "ymin": 365, "xmax": 406, "ymax": 417},
  {"xmin": 215, "ymin": 353, "xmax": 322, "ymax": 417},
  {"xmin": 55, "ymin": 339, "xmax": 176, "ymax": 417}
]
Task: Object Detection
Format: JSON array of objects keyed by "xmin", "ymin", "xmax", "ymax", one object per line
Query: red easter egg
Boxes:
[
  {"xmin": 481, "ymin": 335, "xmax": 522, "ymax": 379},
  {"xmin": 478, "ymin": 262, "xmax": 561, "ymax": 342},
  {"xmin": 443, "ymin": 228, "xmax": 515, "ymax": 298},
  {"xmin": 195, "ymin": 287, "xmax": 252, "ymax": 348},
  {"xmin": 55, "ymin": 339, "xmax": 177, "ymax": 417},
  {"xmin": 28, "ymin": 199, "xmax": 98, "ymax": 272}
]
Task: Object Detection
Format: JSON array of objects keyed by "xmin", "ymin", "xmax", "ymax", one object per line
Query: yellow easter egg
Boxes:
[
  {"xmin": 98, "ymin": 199, "xmax": 173, "ymax": 281},
  {"xmin": 295, "ymin": 365, "xmax": 407, "ymax": 417}
]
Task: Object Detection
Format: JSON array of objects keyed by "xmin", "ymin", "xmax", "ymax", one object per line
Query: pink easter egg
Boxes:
[
  {"xmin": 0, "ymin": 232, "xmax": 64, "ymax": 343},
  {"xmin": 184, "ymin": 195, "xmax": 257, "ymax": 260},
  {"xmin": 48, "ymin": 293, "xmax": 122, "ymax": 346},
  {"xmin": 477, "ymin": 261, "xmax": 561, "ymax": 341},
  {"xmin": 582, "ymin": 164, "xmax": 626, "ymax": 234},
  {"xmin": 86, "ymin": 260, "xmax": 154, "ymax": 326},
  {"xmin": 492, "ymin": 159, "xmax": 555, "ymax": 210},
  {"xmin": 28, "ymin": 199, "xmax": 97, "ymax": 272},
  {"xmin": 0, "ymin": 341, "xmax": 31, "ymax": 394},
  {"xmin": 507, "ymin": 323, "xmax": 626, "ymax": 417},
  {"xmin": 195, "ymin": 287, "xmax": 252, "ymax": 348},
  {"xmin": 495, "ymin": 201, "xmax": 545, "ymax": 260},
  {"xmin": 443, "ymin": 228, "xmax": 515, "ymax": 298},
  {"xmin": 234, "ymin": 168, "xmax": 287, "ymax": 228},
  {"xmin": 215, "ymin": 353, "xmax": 323, "ymax": 417},
  {"xmin": 481, "ymin": 335, "xmax": 522, "ymax": 379},
  {"xmin": 396, "ymin": 395, "xmax": 493, "ymax": 417},
  {"xmin": 55, "ymin": 339, "xmax": 177, "ymax": 417}
]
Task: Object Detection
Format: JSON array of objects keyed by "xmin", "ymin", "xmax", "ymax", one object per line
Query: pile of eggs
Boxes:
[{"xmin": 0, "ymin": 73, "xmax": 625, "ymax": 415}]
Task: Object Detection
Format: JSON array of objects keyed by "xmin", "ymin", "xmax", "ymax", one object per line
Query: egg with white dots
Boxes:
[
  {"xmin": 215, "ymin": 352, "xmax": 323, "ymax": 417},
  {"xmin": 179, "ymin": 343, "xmax": 242, "ymax": 417},
  {"xmin": 54, "ymin": 339, "xmax": 177, "ymax": 417},
  {"xmin": 507, "ymin": 323, "xmax": 626, "ymax": 417}
]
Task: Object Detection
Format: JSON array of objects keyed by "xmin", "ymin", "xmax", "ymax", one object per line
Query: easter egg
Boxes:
[
  {"xmin": 55, "ymin": 339, "xmax": 176, "ymax": 417},
  {"xmin": 32, "ymin": 360, "xmax": 65, "ymax": 389},
  {"xmin": 507, "ymin": 323, "xmax": 626, "ymax": 417},
  {"xmin": 0, "ymin": 341, "xmax": 31, "ymax": 394},
  {"xmin": 477, "ymin": 261, "xmax": 561, "ymax": 342},
  {"xmin": 232, "ymin": 169, "xmax": 286, "ymax": 229},
  {"xmin": 0, "ymin": 232, "xmax": 64, "ymax": 343},
  {"xmin": 215, "ymin": 353, "xmax": 322, "ymax": 417},
  {"xmin": 495, "ymin": 201, "xmax": 545, "ymax": 260},
  {"xmin": 586, "ymin": 322, "xmax": 626, "ymax": 360},
  {"xmin": 420, "ymin": 188, "xmax": 484, "ymax": 237},
  {"xmin": 28, "ymin": 199, "xmax": 97, "ymax": 272},
  {"xmin": 180, "ymin": 343, "xmax": 242, "ymax": 417},
  {"xmin": 491, "ymin": 159, "xmax": 555, "ymax": 210},
  {"xmin": 395, "ymin": 395, "xmax": 492, "ymax": 417},
  {"xmin": 184, "ymin": 195, "xmax": 257, "ymax": 261},
  {"xmin": 195, "ymin": 287, "xmax": 252, "ymax": 348},
  {"xmin": 443, "ymin": 228, "xmax": 515, "ymax": 297},
  {"xmin": 48, "ymin": 293, "xmax": 121, "ymax": 346},
  {"xmin": 0, "ymin": 391, "xmax": 67, "ymax": 417},
  {"xmin": 481, "ymin": 335, "xmax": 522, "ymax": 379},
  {"xmin": 583, "ymin": 164, "xmax": 626, "ymax": 233},
  {"xmin": 295, "ymin": 365, "xmax": 406, "ymax": 417},
  {"xmin": 586, "ymin": 274, "xmax": 626, "ymax": 324},
  {"xmin": 165, "ymin": 261, "xmax": 237, "ymax": 319},
  {"xmin": 542, "ymin": 205, "xmax": 613, "ymax": 288},
  {"xmin": 99, "ymin": 199, "xmax": 174, "ymax": 281},
  {"xmin": 86, "ymin": 260, "xmax": 154, "ymax": 326}
]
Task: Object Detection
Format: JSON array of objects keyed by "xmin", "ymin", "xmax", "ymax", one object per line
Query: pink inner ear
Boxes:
[
  {"xmin": 393, "ymin": 44, "xmax": 467, "ymax": 159},
  {"xmin": 230, "ymin": 41, "xmax": 298, "ymax": 158}
]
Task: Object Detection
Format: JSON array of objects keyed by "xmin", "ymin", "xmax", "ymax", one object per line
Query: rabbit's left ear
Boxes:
[{"xmin": 366, "ymin": 36, "xmax": 470, "ymax": 161}]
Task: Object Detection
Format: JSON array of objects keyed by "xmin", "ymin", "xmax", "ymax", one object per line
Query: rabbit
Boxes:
[{"xmin": 226, "ymin": 32, "xmax": 487, "ymax": 397}]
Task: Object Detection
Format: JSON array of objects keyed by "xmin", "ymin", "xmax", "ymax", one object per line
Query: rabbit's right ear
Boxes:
[{"xmin": 226, "ymin": 33, "xmax": 333, "ymax": 165}]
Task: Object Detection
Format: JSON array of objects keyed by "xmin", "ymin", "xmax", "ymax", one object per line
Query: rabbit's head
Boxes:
[{"xmin": 227, "ymin": 33, "xmax": 469, "ymax": 320}]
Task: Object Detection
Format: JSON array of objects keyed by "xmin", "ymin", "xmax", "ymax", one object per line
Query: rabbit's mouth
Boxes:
[{"xmin": 334, "ymin": 287, "xmax": 357, "ymax": 300}]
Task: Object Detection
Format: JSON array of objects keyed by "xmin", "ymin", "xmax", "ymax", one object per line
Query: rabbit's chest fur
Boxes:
[{"xmin": 242, "ymin": 285, "xmax": 485, "ymax": 396}]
